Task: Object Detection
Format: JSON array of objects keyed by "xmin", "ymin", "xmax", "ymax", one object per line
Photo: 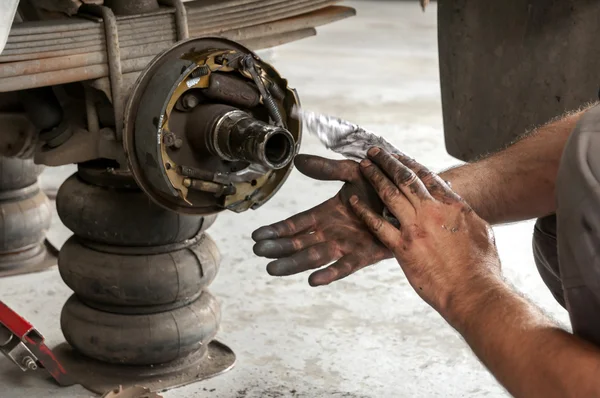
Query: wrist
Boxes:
[
  {"xmin": 439, "ymin": 166, "xmax": 470, "ymax": 201},
  {"xmin": 440, "ymin": 272, "xmax": 508, "ymax": 334}
]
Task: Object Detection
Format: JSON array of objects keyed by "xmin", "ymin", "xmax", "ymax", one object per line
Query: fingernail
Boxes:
[
  {"xmin": 360, "ymin": 159, "xmax": 371, "ymax": 167},
  {"xmin": 368, "ymin": 147, "xmax": 381, "ymax": 156},
  {"xmin": 349, "ymin": 195, "xmax": 358, "ymax": 205}
]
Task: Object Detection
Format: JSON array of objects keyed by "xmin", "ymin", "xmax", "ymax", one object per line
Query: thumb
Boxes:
[{"xmin": 294, "ymin": 154, "xmax": 358, "ymax": 182}]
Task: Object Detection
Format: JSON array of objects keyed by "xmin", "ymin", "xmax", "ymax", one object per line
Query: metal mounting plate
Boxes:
[
  {"xmin": 53, "ymin": 340, "xmax": 236, "ymax": 394},
  {"xmin": 0, "ymin": 241, "xmax": 58, "ymax": 278}
]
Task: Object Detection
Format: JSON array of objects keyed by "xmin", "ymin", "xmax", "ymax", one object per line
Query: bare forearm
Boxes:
[
  {"xmin": 440, "ymin": 108, "xmax": 590, "ymax": 224},
  {"xmin": 447, "ymin": 280, "xmax": 600, "ymax": 398}
]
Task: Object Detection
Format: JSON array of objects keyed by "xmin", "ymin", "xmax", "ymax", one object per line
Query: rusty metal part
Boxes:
[
  {"xmin": 19, "ymin": 87, "xmax": 63, "ymax": 133},
  {"xmin": 35, "ymin": 126, "xmax": 126, "ymax": 167},
  {"xmin": 42, "ymin": 122, "xmax": 73, "ymax": 149},
  {"xmin": 27, "ymin": 0, "xmax": 83, "ymax": 16},
  {"xmin": 188, "ymin": 0, "xmax": 336, "ymax": 34},
  {"xmin": 84, "ymin": 85, "xmax": 100, "ymax": 134},
  {"xmin": 183, "ymin": 178, "xmax": 235, "ymax": 197},
  {"xmin": 159, "ymin": 0, "xmax": 188, "ymax": 40},
  {"xmin": 178, "ymin": 165, "xmax": 214, "ymax": 181},
  {"xmin": 203, "ymin": 73, "xmax": 261, "ymax": 109},
  {"xmin": 190, "ymin": 105, "xmax": 295, "ymax": 169},
  {"xmin": 267, "ymin": 80, "xmax": 286, "ymax": 101},
  {"xmin": 0, "ymin": 5, "xmax": 355, "ymax": 91},
  {"xmin": 80, "ymin": 4, "xmax": 124, "ymax": 140},
  {"xmin": 53, "ymin": 340, "xmax": 234, "ymax": 394},
  {"xmin": 123, "ymin": 37, "xmax": 301, "ymax": 215},
  {"xmin": 242, "ymin": 54, "xmax": 284, "ymax": 126},
  {"xmin": 180, "ymin": 93, "xmax": 199, "ymax": 110},
  {"xmin": 3, "ymin": 1, "xmax": 342, "ymax": 56}
]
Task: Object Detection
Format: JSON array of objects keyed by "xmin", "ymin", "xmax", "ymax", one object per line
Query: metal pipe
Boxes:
[{"xmin": 85, "ymin": 86, "xmax": 100, "ymax": 134}]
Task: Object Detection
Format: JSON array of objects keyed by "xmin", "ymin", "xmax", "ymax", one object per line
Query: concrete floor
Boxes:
[{"xmin": 0, "ymin": 1, "xmax": 571, "ymax": 397}]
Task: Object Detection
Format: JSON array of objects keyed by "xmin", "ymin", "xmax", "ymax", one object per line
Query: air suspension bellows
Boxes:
[
  {"xmin": 54, "ymin": 163, "xmax": 232, "ymax": 392},
  {"xmin": 0, "ymin": 156, "xmax": 52, "ymax": 277}
]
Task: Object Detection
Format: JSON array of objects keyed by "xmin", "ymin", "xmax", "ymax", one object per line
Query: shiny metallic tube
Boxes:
[{"xmin": 210, "ymin": 109, "xmax": 295, "ymax": 170}]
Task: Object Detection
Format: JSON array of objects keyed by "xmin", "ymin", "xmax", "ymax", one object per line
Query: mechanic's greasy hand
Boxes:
[
  {"xmin": 350, "ymin": 148, "xmax": 502, "ymax": 317},
  {"xmin": 252, "ymin": 154, "xmax": 393, "ymax": 286}
]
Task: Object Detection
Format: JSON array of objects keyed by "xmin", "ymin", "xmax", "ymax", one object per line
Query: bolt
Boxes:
[
  {"xmin": 22, "ymin": 356, "xmax": 37, "ymax": 371},
  {"xmin": 162, "ymin": 132, "xmax": 176, "ymax": 147},
  {"xmin": 163, "ymin": 132, "xmax": 183, "ymax": 150},
  {"xmin": 182, "ymin": 94, "xmax": 199, "ymax": 109}
]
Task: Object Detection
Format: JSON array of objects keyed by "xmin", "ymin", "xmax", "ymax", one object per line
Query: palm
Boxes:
[{"xmin": 252, "ymin": 155, "xmax": 392, "ymax": 286}]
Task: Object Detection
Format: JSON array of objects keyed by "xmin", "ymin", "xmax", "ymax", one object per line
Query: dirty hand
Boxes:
[
  {"xmin": 350, "ymin": 148, "xmax": 502, "ymax": 318},
  {"xmin": 252, "ymin": 154, "xmax": 393, "ymax": 286}
]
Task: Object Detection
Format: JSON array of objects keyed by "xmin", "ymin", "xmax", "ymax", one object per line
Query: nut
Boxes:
[
  {"xmin": 182, "ymin": 94, "xmax": 199, "ymax": 109},
  {"xmin": 22, "ymin": 356, "xmax": 37, "ymax": 371}
]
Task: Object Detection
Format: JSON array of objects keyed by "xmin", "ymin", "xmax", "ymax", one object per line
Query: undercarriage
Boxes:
[{"xmin": 0, "ymin": 0, "xmax": 353, "ymax": 393}]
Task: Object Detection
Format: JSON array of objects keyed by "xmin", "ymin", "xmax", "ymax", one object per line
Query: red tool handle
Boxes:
[{"xmin": 0, "ymin": 300, "xmax": 33, "ymax": 338}]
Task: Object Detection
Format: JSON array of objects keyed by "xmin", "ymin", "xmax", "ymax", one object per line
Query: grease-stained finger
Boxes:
[
  {"xmin": 358, "ymin": 158, "xmax": 416, "ymax": 224},
  {"xmin": 253, "ymin": 232, "xmax": 324, "ymax": 258},
  {"xmin": 295, "ymin": 154, "xmax": 359, "ymax": 182},
  {"xmin": 392, "ymin": 152, "xmax": 459, "ymax": 202},
  {"xmin": 367, "ymin": 148, "xmax": 432, "ymax": 204},
  {"xmin": 308, "ymin": 255, "xmax": 364, "ymax": 286},
  {"xmin": 252, "ymin": 201, "xmax": 325, "ymax": 241},
  {"xmin": 266, "ymin": 242, "xmax": 341, "ymax": 276},
  {"xmin": 349, "ymin": 196, "xmax": 401, "ymax": 251}
]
